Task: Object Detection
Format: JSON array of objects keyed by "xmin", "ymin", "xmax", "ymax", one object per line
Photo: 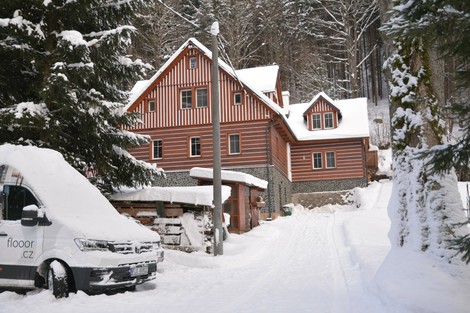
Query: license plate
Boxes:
[{"xmin": 129, "ymin": 264, "xmax": 148, "ymax": 277}]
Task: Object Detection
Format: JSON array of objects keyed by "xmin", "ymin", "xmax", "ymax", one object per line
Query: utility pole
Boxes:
[{"xmin": 211, "ymin": 21, "xmax": 223, "ymax": 256}]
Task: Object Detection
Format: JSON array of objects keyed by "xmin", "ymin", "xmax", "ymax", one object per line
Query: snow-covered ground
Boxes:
[{"xmin": 2, "ymin": 180, "xmax": 470, "ymax": 313}]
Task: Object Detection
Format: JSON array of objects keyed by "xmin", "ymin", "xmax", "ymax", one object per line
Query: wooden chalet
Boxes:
[{"xmin": 125, "ymin": 37, "xmax": 376, "ymax": 216}]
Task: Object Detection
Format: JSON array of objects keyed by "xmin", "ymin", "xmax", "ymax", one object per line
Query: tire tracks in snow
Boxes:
[
  {"xmin": 327, "ymin": 211, "xmax": 352, "ymax": 313},
  {"xmin": 219, "ymin": 214, "xmax": 333, "ymax": 313}
]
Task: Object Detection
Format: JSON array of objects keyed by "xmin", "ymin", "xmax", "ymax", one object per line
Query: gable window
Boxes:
[
  {"xmin": 324, "ymin": 112, "xmax": 334, "ymax": 129},
  {"xmin": 181, "ymin": 89, "xmax": 192, "ymax": 109},
  {"xmin": 190, "ymin": 136, "xmax": 201, "ymax": 157},
  {"xmin": 312, "ymin": 114, "xmax": 322, "ymax": 130},
  {"xmin": 148, "ymin": 100, "xmax": 155, "ymax": 112},
  {"xmin": 196, "ymin": 88, "xmax": 208, "ymax": 107},
  {"xmin": 189, "ymin": 57, "xmax": 197, "ymax": 69},
  {"xmin": 326, "ymin": 151, "xmax": 336, "ymax": 168},
  {"xmin": 312, "ymin": 152, "xmax": 322, "ymax": 169},
  {"xmin": 152, "ymin": 139, "xmax": 163, "ymax": 159},
  {"xmin": 229, "ymin": 134, "xmax": 241, "ymax": 155},
  {"xmin": 234, "ymin": 92, "xmax": 242, "ymax": 105}
]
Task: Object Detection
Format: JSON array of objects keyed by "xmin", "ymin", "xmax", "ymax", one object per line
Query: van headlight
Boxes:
[
  {"xmin": 153, "ymin": 241, "xmax": 162, "ymax": 250},
  {"xmin": 74, "ymin": 238, "xmax": 110, "ymax": 252}
]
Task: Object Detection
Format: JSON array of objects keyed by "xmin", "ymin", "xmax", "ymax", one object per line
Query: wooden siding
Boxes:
[
  {"xmin": 290, "ymin": 139, "xmax": 366, "ymax": 182},
  {"xmin": 129, "ymin": 121, "xmax": 274, "ymax": 172},
  {"xmin": 270, "ymin": 126, "xmax": 289, "ymax": 177},
  {"xmin": 127, "ymin": 46, "xmax": 275, "ymax": 131},
  {"xmin": 306, "ymin": 97, "xmax": 339, "ymax": 114}
]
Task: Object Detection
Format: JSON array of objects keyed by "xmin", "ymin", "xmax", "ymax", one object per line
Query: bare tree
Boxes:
[{"xmin": 309, "ymin": 0, "xmax": 380, "ymax": 98}]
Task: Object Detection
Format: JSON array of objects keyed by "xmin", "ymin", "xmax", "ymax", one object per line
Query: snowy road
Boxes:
[{"xmin": 5, "ymin": 181, "xmax": 468, "ymax": 313}]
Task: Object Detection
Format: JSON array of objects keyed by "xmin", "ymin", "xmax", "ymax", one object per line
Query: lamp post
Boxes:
[{"xmin": 211, "ymin": 21, "xmax": 223, "ymax": 256}]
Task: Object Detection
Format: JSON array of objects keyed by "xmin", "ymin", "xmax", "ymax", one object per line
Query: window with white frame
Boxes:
[
  {"xmin": 229, "ymin": 134, "xmax": 241, "ymax": 155},
  {"xmin": 152, "ymin": 139, "xmax": 162, "ymax": 159},
  {"xmin": 190, "ymin": 136, "xmax": 201, "ymax": 157},
  {"xmin": 326, "ymin": 151, "xmax": 336, "ymax": 168},
  {"xmin": 324, "ymin": 112, "xmax": 334, "ymax": 129},
  {"xmin": 189, "ymin": 57, "xmax": 197, "ymax": 69},
  {"xmin": 312, "ymin": 113, "xmax": 322, "ymax": 129},
  {"xmin": 148, "ymin": 100, "xmax": 155, "ymax": 112},
  {"xmin": 181, "ymin": 89, "xmax": 192, "ymax": 109},
  {"xmin": 312, "ymin": 152, "xmax": 322, "ymax": 169},
  {"xmin": 196, "ymin": 88, "xmax": 208, "ymax": 107},
  {"xmin": 234, "ymin": 92, "xmax": 242, "ymax": 105}
]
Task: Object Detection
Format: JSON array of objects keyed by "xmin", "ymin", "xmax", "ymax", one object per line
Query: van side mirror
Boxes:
[{"xmin": 21, "ymin": 204, "xmax": 39, "ymax": 227}]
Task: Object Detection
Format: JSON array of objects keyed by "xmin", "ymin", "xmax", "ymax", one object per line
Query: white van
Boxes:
[{"xmin": 0, "ymin": 144, "xmax": 164, "ymax": 298}]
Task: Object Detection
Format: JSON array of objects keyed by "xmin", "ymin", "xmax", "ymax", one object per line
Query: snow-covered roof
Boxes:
[
  {"xmin": 110, "ymin": 185, "xmax": 231, "ymax": 207},
  {"xmin": 127, "ymin": 38, "xmax": 283, "ymax": 115},
  {"xmin": 285, "ymin": 93, "xmax": 369, "ymax": 141},
  {"xmin": 235, "ymin": 65, "xmax": 279, "ymax": 93},
  {"xmin": 128, "ymin": 79, "xmax": 149, "ymax": 109},
  {"xmin": 190, "ymin": 167, "xmax": 268, "ymax": 190},
  {"xmin": 303, "ymin": 92, "xmax": 340, "ymax": 114}
]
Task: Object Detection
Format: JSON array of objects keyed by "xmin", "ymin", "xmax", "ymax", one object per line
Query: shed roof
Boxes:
[
  {"xmin": 111, "ymin": 185, "xmax": 231, "ymax": 207},
  {"xmin": 190, "ymin": 167, "xmax": 268, "ymax": 190}
]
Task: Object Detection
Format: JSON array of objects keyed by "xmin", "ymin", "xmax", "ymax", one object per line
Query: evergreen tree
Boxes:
[
  {"xmin": 0, "ymin": 0, "xmax": 162, "ymax": 194},
  {"xmin": 381, "ymin": 0, "xmax": 469, "ymax": 261}
]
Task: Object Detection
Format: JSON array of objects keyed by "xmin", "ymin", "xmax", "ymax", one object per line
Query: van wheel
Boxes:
[{"xmin": 47, "ymin": 261, "xmax": 69, "ymax": 298}]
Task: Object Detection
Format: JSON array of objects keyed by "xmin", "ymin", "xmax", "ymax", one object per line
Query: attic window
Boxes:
[
  {"xmin": 148, "ymin": 100, "xmax": 155, "ymax": 112},
  {"xmin": 189, "ymin": 57, "xmax": 197, "ymax": 69},
  {"xmin": 234, "ymin": 92, "xmax": 242, "ymax": 105}
]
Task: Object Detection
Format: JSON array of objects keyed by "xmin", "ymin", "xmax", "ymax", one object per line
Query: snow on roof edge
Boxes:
[
  {"xmin": 111, "ymin": 185, "xmax": 231, "ymax": 207},
  {"xmin": 190, "ymin": 167, "xmax": 268, "ymax": 190}
]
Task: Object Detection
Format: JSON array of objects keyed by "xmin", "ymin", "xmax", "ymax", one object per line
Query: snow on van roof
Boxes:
[
  {"xmin": 0, "ymin": 144, "xmax": 159, "ymax": 241},
  {"xmin": 111, "ymin": 185, "xmax": 231, "ymax": 207},
  {"xmin": 190, "ymin": 167, "xmax": 268, "ymax": 190}
]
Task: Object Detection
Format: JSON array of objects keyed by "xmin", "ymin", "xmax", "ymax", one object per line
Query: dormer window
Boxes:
[
  {"xmin": 312, "ymin": 114, "xmax": 322, "ymax": 130},
  {"xmin": 304, "ymin": 95, "xmax": 340, "ymax": 131},
  {"xmin": 324, "ymin": 112, "xmax": 334, "ymax": 129},
  {"xmin": 308, "ymin": 112, "xmax": 337, "ymax": 130}
]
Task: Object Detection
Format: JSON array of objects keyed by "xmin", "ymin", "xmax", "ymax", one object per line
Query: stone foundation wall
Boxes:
[
  {"xmin": 291, "ymin": 191, "xmax": 349, "ymax": 209},
  {"xmin": 292, "ymin": 177, "xmax": 367, "ymax": 194},
  {"xmin": 152, "ymin": 170, "xmax": 366, "ymax": 214}
]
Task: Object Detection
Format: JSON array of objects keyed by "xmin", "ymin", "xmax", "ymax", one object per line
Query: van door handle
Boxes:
[{"xmin": 0, "ymin": 232, "xmax": 7, "ymax": 236}]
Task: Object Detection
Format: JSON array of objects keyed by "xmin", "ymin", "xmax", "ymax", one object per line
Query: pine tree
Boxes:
[
  {"xmin": 0, "ymin": 0, "xmax": 162, "ymax": 194},
  {"xmin": 381, "ymin": 0, "xmax": 469, "ymax": 261}
]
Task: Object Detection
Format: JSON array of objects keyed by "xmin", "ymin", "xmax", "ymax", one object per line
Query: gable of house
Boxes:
[{"xmin": 126, "ymin": 38, "xmax": 283, "ymax": 131}]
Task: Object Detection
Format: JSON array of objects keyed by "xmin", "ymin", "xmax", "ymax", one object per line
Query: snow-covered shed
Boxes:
[{"xmin": 190, "ymin": 167, "xmax": 268, "ymax": 234}]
